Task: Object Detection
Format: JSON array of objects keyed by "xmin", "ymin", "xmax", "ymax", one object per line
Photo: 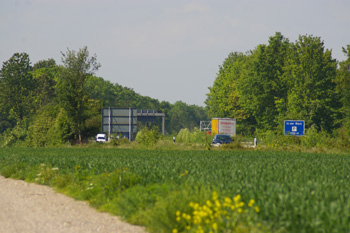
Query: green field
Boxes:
[{"xmin": 1, "ymin": 148, "xmax": 350, "ymax": 233}]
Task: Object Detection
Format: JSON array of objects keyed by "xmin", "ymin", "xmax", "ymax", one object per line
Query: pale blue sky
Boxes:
[{"xmin": 1, "ymin": 0, "xmax": 349, "ymax": 106}]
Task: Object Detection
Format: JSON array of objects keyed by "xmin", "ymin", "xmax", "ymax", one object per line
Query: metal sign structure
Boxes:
[
  {"xmin": 102, "ymin": 108, "xmax": 137, "ymax": 140},
  {"xmin": 284, "ymin": 120, "xmax": 305, "ymax": 136},
  {"xmin": 199, "ymin": 121, "xmax": 212, "ymax": 131},
  {"xmin": 102, "ymin": 108, "xmax": 165, "ymax": 140}
]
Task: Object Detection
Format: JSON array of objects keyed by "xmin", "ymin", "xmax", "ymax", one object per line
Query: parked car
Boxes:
[
  {"xmin": 96, "ymin": 133, "xmax": 107, "ymax": 142},
  {"xmin": 212, "ymin": 134, "xmax": 232, "ymax": 146}
]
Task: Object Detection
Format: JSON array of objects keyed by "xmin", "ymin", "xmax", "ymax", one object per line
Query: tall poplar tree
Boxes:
[{"xmin": 57, "ymin": 47, "xmax": 100, "ymax": 143}]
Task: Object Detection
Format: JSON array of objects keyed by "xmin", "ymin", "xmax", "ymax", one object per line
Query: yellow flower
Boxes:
[
  {"xmin": 206, "ymin": 200, "xmax": 213, "ymax": 207},
  {"xmin": 233, "ymin": 194, "xmax": 241, "ymax": 203},
  {"xmin": 212, "ymin": 222, "xmax": 218, "ymax": 231},
  {"xmin": 248, "ymin": 199, "xmax": 255, "ymax": 207},
  {"xmin": 176, "ymin": 211, "xmax": 181, "ymax": 216},
  {"xmin": 257, "ymin": 222, "xmax": 261, "ymax": 227},
  {"xmin": 254, "ymin": 206, "xmax": 260, "ymax": 213},
  {"xmin": 172, "ymin": 229, "xmax": 178, "ymax": 233},
  {"xmin": 212, "ymin": 191, "xmax": 218, "ymax": 201},
  {"xmin": 224, "ymin": 197, "xmax": 232, "ymax": 204},
  {"xmin": 176, "ymin": 216, "xmax": 181, "ymax": 222},
  {"xmin": 215, "ymin": 200, "xmax": 221, "ymax": 208},
  {"xmin": 194, "ymin": 203, "xmax": 200, "ymax": 210}
]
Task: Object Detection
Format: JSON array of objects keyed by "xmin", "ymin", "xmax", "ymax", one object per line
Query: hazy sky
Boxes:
[{"xmin": 1, "ymin": 0, "xmax": 349, "ymax": 106}]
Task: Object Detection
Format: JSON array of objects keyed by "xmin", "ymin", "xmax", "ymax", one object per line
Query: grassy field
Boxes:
[{"xmin": 1, "ymin": 147, "xmax": 350, "ymax": 233}]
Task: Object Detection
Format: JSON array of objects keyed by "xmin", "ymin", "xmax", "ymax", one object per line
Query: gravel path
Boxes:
[{"xmin": 0, "ymin": 176, "xmax": 147, "ymax": 233}]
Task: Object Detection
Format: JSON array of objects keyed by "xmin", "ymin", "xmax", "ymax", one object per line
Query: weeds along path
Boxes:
[{"xmin": 0, "ymin": 175, "xmax": 146, "ymax": 233}]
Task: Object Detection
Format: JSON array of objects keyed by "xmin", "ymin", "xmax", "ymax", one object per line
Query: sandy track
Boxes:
[{"xmin": 0, "ymin": 176, "xmax": 146, "ymax": 233}]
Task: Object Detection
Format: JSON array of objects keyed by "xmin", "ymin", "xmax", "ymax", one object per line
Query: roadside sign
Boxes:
[{"xmin": 284, "ymin": 120, "xmax": 305, "ymax": 136}]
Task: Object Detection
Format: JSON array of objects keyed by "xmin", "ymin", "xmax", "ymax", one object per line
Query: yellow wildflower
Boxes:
[
  {"xmin": 248, "ymin": 199, "xmax": 255, "ymax": 207},
  {"xmin": 239, "ymin": 201, "xmax": 245, "ymax": 207},
  {"xmin": 172, "ymin": 229, "xmax": 178, "ymax": 233},
  {"xmin": 212, "ymin": 191, "xmax": 218, "ymax": 201},
  {"xmin": 212, "ymin": 222, "xmax": 218, "ymax": 231},
  {"xmin": 206, "ymin": 200, "xmax": 213, "ymax": 207},
  {"xmin": 233, "ymin": 194, "xmax": 241, "ymax": 203},
  {"xmin": 254, "ymin": 206, "xmax": 260, "ymax": 213},
  {"xmin": 194, "ymin": 203, "xmax": 200, "ymax": 210},
  {"xmin": 215, "ymin": 200, "xmax": 221, "ymax": 208},
  {"xmin": 176, "ymin": 211, "xmax": 181, "ymax": 216},
  {"xmin": 224, "ymin": 197, "xmax": 232, "ymax": 204}
]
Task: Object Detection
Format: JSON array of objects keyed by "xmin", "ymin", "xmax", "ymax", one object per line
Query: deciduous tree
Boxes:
[
  {"xmin": 0, "ymin": 53, "xmax": 34, "ymax": 124},
  {"xmin": 57, "ymin": 47, "xmax": 100, "ymax": 143}
]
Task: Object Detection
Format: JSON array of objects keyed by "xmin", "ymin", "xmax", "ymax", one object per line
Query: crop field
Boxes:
[{"xmin": 1, "ymin": 148, "xmax": 350, "ymax": 233}]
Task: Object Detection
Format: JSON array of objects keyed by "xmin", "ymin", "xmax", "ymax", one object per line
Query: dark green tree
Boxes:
[
  {"xmin": 32, "ymin": 59, "xmax": 59, "ymax": 108},
  {"xmin": 237, "ymin": 32, "xmax": 291, "ymax": 130},
  {"xmin": 283, "ymin": 35, "xmax": 338, "ymax": 132},
  {"xmin": 336, "ymin": 44, "xmax": 350, "ymax": 120},
  {"xmin": 168, "ymin": 101, "xmax": 208, "ymax": 133},
  {"xmin": 206, "ymin": 52, "xmax": 250, "ymax": 120},
  {"xmin": 0, "ymin": 53, "xmax": 34, "ymax": 124},
  {"xmin": 334, "ymin": 44, "xmax": 350, "ymax": 145},
  {"xmin": 57, "ymin": 47, "xmax": 101, "ymax": 143}
]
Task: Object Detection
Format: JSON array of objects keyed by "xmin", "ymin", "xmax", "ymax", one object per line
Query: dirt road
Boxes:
[{"xmin": 0, "ymin": 176, "xmax": 146, "ymax": 233}]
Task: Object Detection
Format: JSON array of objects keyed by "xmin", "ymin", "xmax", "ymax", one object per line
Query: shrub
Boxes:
[
  {"xmin": 176, "ymin": 128, "xmax": 209, "ymax": 145},
  {"xmin": 135, "ymin": 126, "xmax": 161, "ymax": 147}
]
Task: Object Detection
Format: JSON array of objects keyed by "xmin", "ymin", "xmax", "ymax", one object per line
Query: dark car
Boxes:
[{"xmin": 212, "ymin": 134, "xmax": 232, "ymax": 145}]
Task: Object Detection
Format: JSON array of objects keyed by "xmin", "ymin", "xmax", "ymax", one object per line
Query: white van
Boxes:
[{"xmin": 96, "ymin": 134, "xmax": 107, "ymax": 142}]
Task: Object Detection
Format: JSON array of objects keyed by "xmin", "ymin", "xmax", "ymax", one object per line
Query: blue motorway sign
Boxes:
[{"xmin": 284, "ymin": 120, "xmax": 305, "ymax": 136}]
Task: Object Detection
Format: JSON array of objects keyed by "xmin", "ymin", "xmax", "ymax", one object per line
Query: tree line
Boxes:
[
  {"xmin": 206, "ymin": 32, "xmax": 350, "ymax": 143},
  {"xmin": 0, "ymin": 47, "xmax": 208, "ymax": 146}
]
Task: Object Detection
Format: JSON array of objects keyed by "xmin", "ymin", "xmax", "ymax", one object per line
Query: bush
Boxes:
[
  {"xmin": 176, "ymin": 127, "xmax": 209, "ymax": 145},
  {"xmin": 0, "ymin": 123, "xmax": 28, "ymax": 147},
  {"xmin": 135, "ymin": 126, "xmax": 161, "ymax": 147}
]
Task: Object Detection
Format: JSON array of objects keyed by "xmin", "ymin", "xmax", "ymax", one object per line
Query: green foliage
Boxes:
[
  {"xmin": 113, "ymin": 183, "xmax": 174, "ymax": 224},
  {"xmin": 110, "ymin": 134, "xmax": 130, "ymax": 146},
  {"xmin": 301, "ymin": 125, "xmax": 319, "ymax": 148},
  {"xmin": 168, "ymin": 101, "xmax": 209, "ymax": 134},
  {"xmin": 0, "ymin": 121, "xmax": 28, "ymax": 147},
  {"xmin": 206, "ymin": 32, "xmax": 341, "ymax": 135},
  {"xmin": 176, "ymin": 127, "xmax": 209, "ymax": 145},
  {"xmin": 135, "ymin": 126, "xmax": 161, "ymax": 147},
  {"xmin": 57, "ymin": 46, "xmax": 101, "ymax": 143},
  {"xmin": 2, "ymin": 148, "xmax": 350, "ymax": 232},
  {"xmin": 0, "ymin": 53, "xmax": 35, "ymax": 123},
  {"xmin": 31, "ymin": 63, "xmax": 58, "ymax": 108},
  {"xmin": 335, "ymin": 44, "xmax": 350, "ymax": 124},
  {"xmin": 26, "ymin": 105, "xmax": 59, "ymax": 147},
  {"xmin": 172, "ymin": 191, "xmax": 266, "ymax": 233}
]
